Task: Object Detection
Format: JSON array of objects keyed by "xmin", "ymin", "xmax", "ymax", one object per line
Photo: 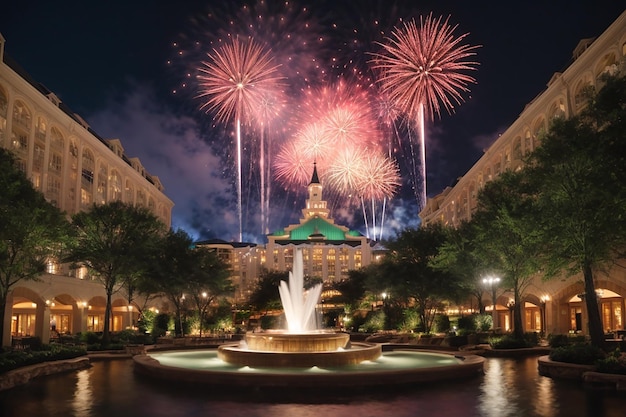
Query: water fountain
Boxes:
[
  {"xmin": 133, "ymin": 249, "xmax": 484, "ymax": 389},
  {"xmin": 217, "ymin": 249, "xmax": 381, "ymax": 367}
]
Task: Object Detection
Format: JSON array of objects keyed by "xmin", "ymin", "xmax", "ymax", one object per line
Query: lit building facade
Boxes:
[
  {"xmin": 420, "ymin": 11, "xmax": 626, "ymax": 337},
  {"xmin": 199, "ymin": 163, "xmax": 375, "ymax": 304},
  {"xmin": 265, "ymin": 163, "xmax": 372, "ymax": 283},
  {"xmin": 0, "ymin": 34, "xmax": 174, "ymax": 346}
]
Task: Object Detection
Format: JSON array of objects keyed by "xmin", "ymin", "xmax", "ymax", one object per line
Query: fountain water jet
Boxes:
[
  {"xmin": 278, "ymin": 249, "xmax": 322, "ymax": 333},
  {"xmin": 219, "ymin": 248, "xmax": 380, "ymax": 366}
]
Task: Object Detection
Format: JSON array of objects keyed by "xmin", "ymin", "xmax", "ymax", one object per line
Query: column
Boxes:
[{"xmin": 35, "ymin": 301, "xmax": 51, "ymax": 344}]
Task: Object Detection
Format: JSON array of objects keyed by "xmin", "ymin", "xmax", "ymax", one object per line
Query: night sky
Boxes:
[{"xmin": 1, "ymin": 1, "xmax": 624, "ymax": 242}]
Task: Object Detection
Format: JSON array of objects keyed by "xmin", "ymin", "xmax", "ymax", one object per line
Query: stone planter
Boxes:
[
  {"xmin": 537, "ymin": 355, "xmax": 595, "ymax": 380},
  {"xmin": 125, "ymin": 344, "xmax": 146, "ymax": 356}
]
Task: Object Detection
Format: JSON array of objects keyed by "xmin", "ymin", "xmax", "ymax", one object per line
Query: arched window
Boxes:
[
  {"xmin": 32, "ymin": 116, "xmax": 47, "ymax": 190},
  {"xmin": 574, "ymin": 78, "xmax": 592, "ymax": 111},
  {"xmin": 97, "ymin": 163, "xmax": 108, "ymax": 204},
  {"xmin": 10, "ymin": 100, "xmax": 31, "ymax": 171},
  {"xmin": 548, "ymin": 99, "xmax": 566, "ymax": 120},
  {"xmin": 125, "ymin": 180, "xmax": 134, "ymax": 203},
  {"xmin": 81, "ymin": 148, "xmax": 95, "ymax": 207},
  {"xmin": 109, "ymin": 170, "xmax": 122, "ymax": 201}
]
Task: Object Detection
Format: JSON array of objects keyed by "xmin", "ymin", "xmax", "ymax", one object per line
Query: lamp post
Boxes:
[{"xmin": 482, "ymin": 277, "xmax": 500, "ymax": 330}]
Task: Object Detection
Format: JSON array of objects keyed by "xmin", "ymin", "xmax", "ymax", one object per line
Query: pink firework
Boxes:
[
  {"xmin": 325, "ymin": 146, "xmax": 369, "ymax": 196},
  {"xmin": 196, "ymin": 36, "xmax": 283, "ymax": 241},
  {"xmin": 295, "ymin": 122, "xmax": 334, "ymax": 162},
  {"xmin": 274, "ymin": 140, "xmax": 316, "ymax": 190},
  {"xmin": 371, "ymin": 14, "xmax": 479, "ymax": 122},
  {"xmin": 197, "ymin": 37, "xmax": 283, "ymax": 124},
  {"xmin": 358, "ymin": 154, "xmax": 401, "ymax": 201},
  {"xmin": 370, "ymin": 14, "xmax": 479, "ymax": 209},
  {"xmin": 322, "ymin": 105, "xmax": 381, "ymax": 149}
]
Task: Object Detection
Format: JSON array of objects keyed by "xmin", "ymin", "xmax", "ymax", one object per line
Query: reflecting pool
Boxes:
[{"xmin": 1, "ymin": 355, "xmax": 626, "ymax": 417}]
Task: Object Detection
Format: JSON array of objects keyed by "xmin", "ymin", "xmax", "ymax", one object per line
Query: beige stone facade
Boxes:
[
  {"xmin": 0, "ymin": 34, "xmax": 174, "ymax": 346},
  {"xmin": 420, "ymin": 11, "xmax": 626, "ymax": 337}
]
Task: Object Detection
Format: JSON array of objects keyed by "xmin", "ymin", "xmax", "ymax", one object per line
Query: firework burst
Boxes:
[
  {"xmin": 296, "ymin": 122, "xmax": 333, "ymax": 162},
  {"xmin": 197, "ymin": 36, "xmax": 283, "ymax": 241},
  {"xmin": 370, "ymin": 13, "xmax": 479, "ymax": 209},
  {"xmin": 197, "ymin": 37, "xmax": 284, "ymax": 124},
  {"xmin": 274, "ymin": 140, "xmax": 317, "ymax": 190},
  {"xmin": 371, "ymin": 13, "xmax": 479, "ymax": 122},
  {"xmin": 358, "ymin": 154, "xmax": 401, "ymax": 201},
  {"xmin": 325, "ymin": 146, "xmax": 369, "ymax": 196}
]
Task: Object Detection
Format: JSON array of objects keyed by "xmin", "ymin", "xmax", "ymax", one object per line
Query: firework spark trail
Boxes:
[
  {"xmin": 254, "ymin": 89, "xmax": 287, "ymax": 235},
  {"xmin": 197, "ymin": 37, "xmax": 283, "ymax": 241},
  {"xmin": 357, "ymin": 153, "xmax": 401, "ymax": 238},
  {"xmin": 371, "ymin": 13, "xmax": 479, "ymax": 210}
]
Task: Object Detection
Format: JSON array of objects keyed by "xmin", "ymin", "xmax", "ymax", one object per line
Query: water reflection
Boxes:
[
  {"xmin": 72, "ymin": 368, "xmax": 92, "ymax": 417},
  {"xmin": 1, "ymin": 355, "xmax": 626, "ymax": 417}
]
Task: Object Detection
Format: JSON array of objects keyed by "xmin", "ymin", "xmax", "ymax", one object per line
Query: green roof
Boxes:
[{"xmin": 289, "ymin": 217, "xmax": 346, "ymax": 240}]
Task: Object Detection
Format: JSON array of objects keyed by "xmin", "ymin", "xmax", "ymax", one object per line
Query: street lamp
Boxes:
[{"xmin": 482, "ymin": 276, "xmax": 500, "ymax": 330}]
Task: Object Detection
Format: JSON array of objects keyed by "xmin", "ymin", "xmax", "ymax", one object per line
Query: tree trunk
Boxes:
[
  {"xmin": 582, "ymin": 263, "xmax": 605, "ymax": 349},
  {"xmin": 103, "ymin": 289, "xmax": 113, "ymax": 346},
  {"xmin": 513, "ymin": 289, "xmax": 524, "ymax": 340},
  {"xmin": 0, "ymin": 295, "xmax": 6, "ymax": 347}
]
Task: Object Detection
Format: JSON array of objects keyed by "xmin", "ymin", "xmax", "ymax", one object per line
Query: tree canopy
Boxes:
[
  {"xmin": 0, "ymin": 148, "xmax": 72, "ymax": 346},
  {"xmin": 66, "ymin": 201, "xmax": 165, "ymax": 345},
  {"xmin": 526, "ymin": 74, "xmax": 626, "ymax": 347}
]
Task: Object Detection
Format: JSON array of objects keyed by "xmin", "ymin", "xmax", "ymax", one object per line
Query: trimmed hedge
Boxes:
[{"xmin": 0, "ymin": 344, "xmax": 87, "ymax": 374}]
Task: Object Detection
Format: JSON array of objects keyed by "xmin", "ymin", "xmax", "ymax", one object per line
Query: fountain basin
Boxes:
[
  {"xmin": 134, "ymin": 348, "xmax": 485, "ymax": 389},
  {"xmin": 218, "ymin": 341, "xmax": 380, "ymax": 368},
  {"xmin": 243, "ymin": 331, "xmax": 350, "ymax": 352}
]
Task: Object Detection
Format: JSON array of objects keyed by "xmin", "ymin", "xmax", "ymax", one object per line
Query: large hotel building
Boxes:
[
  {"xmin": 0, "ymin": 34, "xmax": 174, "ymax": 346},
  {"xmin": 419, "ymin": 10, "xmax": 626, "ymax": 337},
  {"xmin": 2, "ymin": 9, "xmax": 626, "ymax": 345}
]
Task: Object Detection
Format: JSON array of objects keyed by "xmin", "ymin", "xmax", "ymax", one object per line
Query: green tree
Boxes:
[
  {"xmin": 527, "ymin": 74, "xmax": 626, "ymax": 348},
  {"xmin": 247, "ymin": 270, "xmax": 287, "ymax": 315},
  {"xmin": 372, "ymin": 224, "xmax": 462, "ymax": 333},
  {"xmin": 471, "ymin": 171, "xmax": 541, "ymax": 340},
  {"xmin": 433, "ymin": 221, "xmax": 486, "ymax": 314},
  {"xmin": 185, "ymin": 246, "xmax": 233, "ymax": 337},
  {"xmin": 66, "ymin": 201, "xmax": 165, "ymax": 346},
  {"xmin": 331, "ymin": 268, "xmax": 368, "ymax": 309},
  {"xmin": 0, "ymin": 148, "xmax": 72, "ymax": 346},
  {"xmin": 149, "ymin": 229, "xmax": 197, "ymax": 337}
]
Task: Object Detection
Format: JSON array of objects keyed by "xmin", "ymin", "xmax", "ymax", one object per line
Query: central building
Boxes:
[{"xmin": 264, "ymin": 163, "xmax": 372, "ymax": 283}]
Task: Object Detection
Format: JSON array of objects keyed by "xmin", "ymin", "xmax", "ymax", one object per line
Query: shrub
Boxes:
[
  {"xmin": 398, "ymin": 309, "xmax": 419, "ymax": 332},
  {"xmin": 595, "ymin": 349, "xmax": 626, "ymax": 375},
  {"xmin": 547, "ymin": 333, "xmax": 587, "ymax": 348},
  {"xmin": 359, "ymin": 310, "xmax": 385, "ymax": 333},
  {"xmin": 433, "ymin": 314, "xmax": 450, "ymax": 334},
  {"xmin": 548, "ymin": 334, "xmax": 570, "ymax": 348},
  {"xmin": 457, "ymin": 315, "xmax": 477, "ymax": 333},
  {"xmin": 153, "ymin": 313, "xmax": 171, "ymax": 337},
  {"xmin": 79, "ymin": 331, "xmax": 101, "ymax": 345},
  {"xmin": 491, "ymin": 335, "xmax": 525, "ymax": 349},
  {"xmin": 489, "ymin": 335, "xmax": 530, "ymax": 349},
  {"xmin": 549, "ymin": 344, "xmax": 605, "ymax": 365},
  {"xmin": 0, "ymin": 344, "xmax": 86, "ymax": 374},
  {"xmin": 475, "ymin": 314, "xmax": 492, "ymax": 331},
  {"xmin": 524, "ymin": 332, "xmax": 539, "ymax": 346}
]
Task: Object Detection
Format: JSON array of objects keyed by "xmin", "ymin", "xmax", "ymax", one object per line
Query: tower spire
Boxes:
[
  {"xmin": 309, "ymin": 161, "xmax": 320, "ymax": 185},
  {"xmin": 303, "ymin": 162, "xmax": 329, "ymax": 219}
]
